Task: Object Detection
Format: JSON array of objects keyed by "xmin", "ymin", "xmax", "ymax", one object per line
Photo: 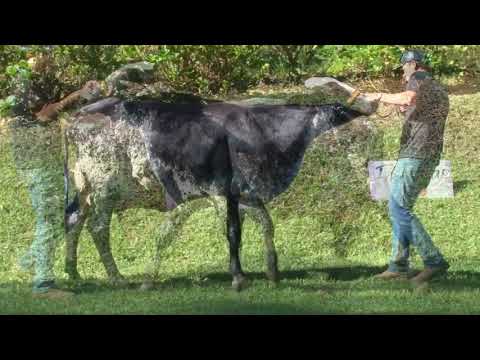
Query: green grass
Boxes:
[{"xmin": 0, "ymin": 89, "xmax": 479, "ymax": 315}]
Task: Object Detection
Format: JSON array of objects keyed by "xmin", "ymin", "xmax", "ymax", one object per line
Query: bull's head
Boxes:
[{"xmin": 312, "ymin": 103, "xmax": 364, "ymax": 137}]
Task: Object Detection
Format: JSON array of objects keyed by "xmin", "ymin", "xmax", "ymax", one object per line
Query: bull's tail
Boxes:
[{"xmin": 63, "ymin": 123, "xmax": 80, "ymax": 233}]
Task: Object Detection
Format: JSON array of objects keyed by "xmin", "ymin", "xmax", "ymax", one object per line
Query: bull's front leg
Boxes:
[
  {"xmin": 227, "ymin": 195, "xmax": 247, "ymax": 292},
  {"xmin": 65, "ymin": 193, "xmax": 90, "ymax": 281},
  {"xmin": 210, "ymin": 196, "xmax": 245, "ymax": 243},
  {"xmin": 242, "ymin": 202, "xmax": 279, "ymax": 284},
  {"xmin": 86, "ymin": 192, "xmax": 126, "ymax": 286},
  {"xmin": 215, "ymin": 196, "xmax": 276, "ymax": 287}
]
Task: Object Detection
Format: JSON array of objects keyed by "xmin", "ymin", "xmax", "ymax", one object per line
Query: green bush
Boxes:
[
  {"xmin": 318, "ymin": 45, "xmax": 402, "ymax": 79},
  {"xmin": 2, "ymin": 45, "xmax": 480, "ymax": 100},
  {"xmin": 143, "ymin": 45, "xmax": 267, "ymax": 95}
]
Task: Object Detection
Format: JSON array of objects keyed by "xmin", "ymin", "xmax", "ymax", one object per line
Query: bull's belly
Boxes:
[
  {"xmin": 73, "ymin": 159, "xmax": 168, "ymax": 212},
  {"xmin": 147, "ymin": 155, "xmax": 230, "ymax": 206},
  {"xmin": 174, "ymin": 173, "xmax": 229, "ymax": 199},
  {"xmin": 115, "ymin": 177, "xmax": 167, "ymax": 212}
]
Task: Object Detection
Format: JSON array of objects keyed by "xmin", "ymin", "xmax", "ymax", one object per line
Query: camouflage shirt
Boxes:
[
  {"xmin": 9, "ymin": 72, "xmax": 64, "ymax": 171},
  {"xmin": 399, "ymin": 71, "xmax": 449, "ymax": 160}
]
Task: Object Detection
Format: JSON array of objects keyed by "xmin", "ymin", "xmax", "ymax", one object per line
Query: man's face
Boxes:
[{"xmin": 402, "ymin": 61, "xmax": 417, "ymax": 84}]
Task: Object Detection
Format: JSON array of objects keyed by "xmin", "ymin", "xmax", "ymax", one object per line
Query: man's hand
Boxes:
[
  {"xmin": 79, "ymin": 80, "xmax": 103, "ymax": 100},
  {"xmin": 35, "ymin": 103, "xmax": 59, "ymax": 123}
]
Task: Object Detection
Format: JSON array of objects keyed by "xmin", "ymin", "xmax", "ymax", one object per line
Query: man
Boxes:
[
  {"xmin": 364, "ymin": 50, "xmax": 450, "ymax": 287},
  {"xmin": 9, "ymin": 53, "xmax": 99, "ymax": 299},
  {"xmin": 42, "ymin": 60, "xmax": 196, "ymax": 229}
]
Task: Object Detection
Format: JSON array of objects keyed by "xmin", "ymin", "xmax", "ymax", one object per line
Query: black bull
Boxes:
[{"xmin": 66, "ymin": 98, "xmax": 365, "ymax": 290}]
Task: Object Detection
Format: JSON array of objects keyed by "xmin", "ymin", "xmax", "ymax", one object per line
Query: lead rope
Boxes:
[{"xmin": 62, "ymin": 120, "xmax": 70, "ymax": 233}]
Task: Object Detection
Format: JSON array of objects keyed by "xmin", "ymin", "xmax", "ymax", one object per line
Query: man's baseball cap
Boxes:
[{"xmin": 395, "ymin": 50, "xmax": 426, "ymax": 69}]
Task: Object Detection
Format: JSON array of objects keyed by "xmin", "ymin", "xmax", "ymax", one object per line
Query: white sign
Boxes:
[{"xmin": 368, "ymin": 160, "xmax": 454, "ymax": 201}]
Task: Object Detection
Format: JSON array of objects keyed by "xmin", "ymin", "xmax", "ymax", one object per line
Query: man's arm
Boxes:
[
  {"xmin": 364, "ymin": 91, "xmax": 417, "ymax": 107},
  {"xmin": 35, "ymin": 80, "xmax": 103, "ymax": 123}
]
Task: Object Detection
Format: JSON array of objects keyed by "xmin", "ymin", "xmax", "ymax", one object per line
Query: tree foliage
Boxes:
[{"xmin": 1, "ymin": 45, "xmax": 479, "ymax": 102}]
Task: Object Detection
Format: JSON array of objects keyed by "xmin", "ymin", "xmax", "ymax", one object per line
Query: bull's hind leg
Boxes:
[
  {"xmin": 242, "ymin": 202, "xmax": 279, "ymax": 283},
  {"xmin": 86, "ymin": 192, "xmax": 126, "ymax": 286},
  {"xmin": 65, "ymin": 213, "xmax": 87, "ymax": 281},
  {"xmin": 227, "ymin": 196, "xmax": 247, "ymax": 292},
  {"xmin": 210, "ymin": 196, "xmax": 243, "ymax": 239},
  {"xmin": 141, "ymin": 199, "xmax": 211, "ymax": 291}
]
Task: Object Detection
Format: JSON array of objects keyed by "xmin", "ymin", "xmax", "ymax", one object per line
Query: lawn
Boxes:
[{"xmin": 0, "ymin": 84, "xmax": 479, "ymax": 315}]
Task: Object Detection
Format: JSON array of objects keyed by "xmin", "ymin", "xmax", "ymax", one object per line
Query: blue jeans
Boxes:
[
  {"xmin": 387, "ymin": 158, "xmax": 449, "ymax": 273},
  {"xmin": 17, "ymin": 168, "xmax": 64, "ymax": 292}
]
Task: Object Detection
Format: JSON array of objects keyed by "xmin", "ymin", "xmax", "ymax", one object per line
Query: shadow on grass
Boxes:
[
  {"xmin": 453, "ymin": 180, "xmax": 473, "ymax": 194},
  {"xmin": 146, "ymin": 266, "xmax": 480, "ymax": 292},
  {"xmin": 3, "ymin": 265, "xmax": 480, "ymax": 296},
  {"xmin": 153, "ymin": 265, "xmax": 387, "ymax": 288},
  {"xmin": 4, "ymin": 265, "xmax": 381, "ymax": 295},
  {"xmin": 64, "ymin": 264, "xmax": 387, "ymax": 294}
]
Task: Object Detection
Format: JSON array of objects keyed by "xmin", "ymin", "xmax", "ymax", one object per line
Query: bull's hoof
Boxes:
[
  {"xmin": 139, "ymin": 281, "xmax": 155, "ymax": 291},
  {"xmin": 232, "ymin": 275, "xmax": 248, "ymax": 292}
]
